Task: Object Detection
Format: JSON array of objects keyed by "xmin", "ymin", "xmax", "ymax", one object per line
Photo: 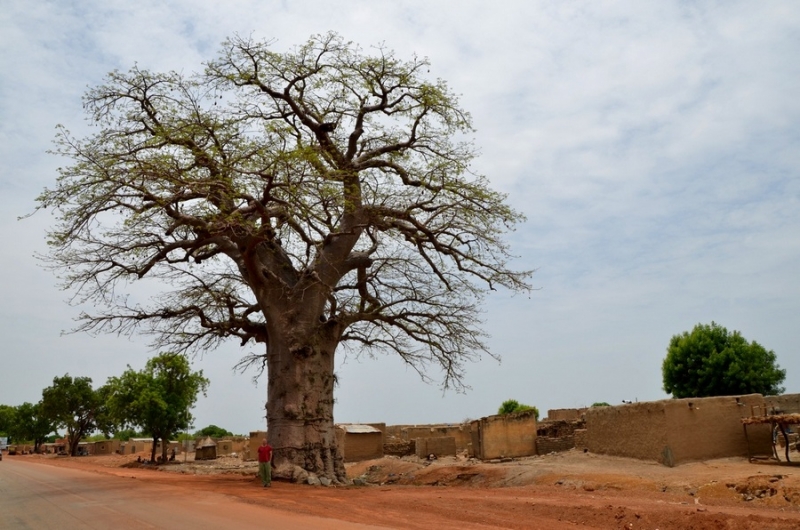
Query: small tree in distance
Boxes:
[
  {"xmin": 591, "ymin": 402, "xmax": 611, "ymax": 407},
  {"xmin": 498, "ymin": 399, "xmax": 539, "ymax": 420},
  {"xmin": 11, "ymin": 402, "xmax": 55, "ymax": 453},
  {"xmin": 195, "ymin": 425, "xmax": 233, "ymax": 438},
  {"xmin": 107, "ymin": 353, "xmax": 209, "ymax": 462},
  {"xmin": 662, "ymin": 322, "xmax": 786, "ymax": 399},
  {"xmin": 40, "ymin": 375, "xmax": 107, "ymax": 456}
]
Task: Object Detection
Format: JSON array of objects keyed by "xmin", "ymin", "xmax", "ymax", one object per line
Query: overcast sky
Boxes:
[{"xmin": 1, "ymin": 1, "xmax": 798, "ymax": 435}]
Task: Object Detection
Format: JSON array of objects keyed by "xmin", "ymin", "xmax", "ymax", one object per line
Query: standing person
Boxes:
[{"xmin": 257, "ymin": 438, "xmax": 273, "ymax": 488}]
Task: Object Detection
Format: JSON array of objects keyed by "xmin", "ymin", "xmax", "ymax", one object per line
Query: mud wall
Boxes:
[
  {"xmin": 586, "ymin": 401, "xmax": 668, "ymax": 462},
  {"xmin": 77, "ymin": 442, "xmax": 96, "ymax": 455},
  {"xmin": 547, "ymin": 408, "xmax": 585, "ymax": 421},
  {"xmin": 536, "ymin": 436, "xmax": 575, "ymax": 455},
  {"xmin": 246, "ymin": 431, "xmax": 268, "ymax": 461},
  {"xmin": 392, "ymin": 424, "xmax": 472, "ymax": 452},
  {"xmin": 216, "ymin": 440, "xmax": 234, "ymax": 456},
  {"xmin": 472, "ymin": 411, "xmax": 537, "ymax": 460},
  {"xmin": 384, "ymin": 424, "xmax": 404, "ymax": 440},
  {"xmin": 384, "ymin": 440, "xmax": 415, "ymax": 457},
  {"xmin": 574, "ymin": 429, "xmax": 588, "ymax": 450},
  {"xmin": 586, "ymin": 394, "xmax": 772, "ymax": 466},
  {"xmin": 663, "ymin": 395, "xmax": 769, "ymax": 464},
  {"xmin": 155, "ymin": 440, "xmax": 180, "ymax": 455},
  {"xmin": 94, "ymin": 440, "xmax": 120, "ymax": 455},
  {"xmin": 765, "ymin": 394, "xmax": 800, "ymax": 414},
  {"xmin": 337, "ymin": 431, "xmax": 383, "ymax": 463},
  {"xmin": 415, "ymin": 437, "xmax": 457, "ymax": 458}
]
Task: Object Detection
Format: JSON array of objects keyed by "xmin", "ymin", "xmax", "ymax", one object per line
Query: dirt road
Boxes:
[
  {"xmin": 0, "ymin": 457, "xmax": 382, "ymax": 529},
  {"xmin": 7, "ymin": 450, "xmax": 800, "ymax": 529}
]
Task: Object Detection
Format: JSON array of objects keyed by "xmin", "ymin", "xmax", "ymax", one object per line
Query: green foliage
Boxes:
[
  {"xmin": 498, "ymin": 399, "xmax": 539, "ymax": 420},
  {"xmin": 591, "ymin": 402, "xmax": 611, "ymax": 407},
  {"xmin": 0, "ymin": 404, "xmax": 15, "ymax": 436},
  {"xmin": 10, "ymin": 402, "xmax": 55, "ymax": 451},
  {"xmin": 40, "ymin": 375, "xmax": 106, "ymax": 456},
  {"xmin": 83, "ymin": 433, "xmax": 110, "ymax": 442},
  {"xmin": 93, "ymin": 383, "xmax": 120, "ymax": 438},
  {"xmin": 38, "ymin": 32, "xmax": 532, "ymax": 397},
  {"xmin": 194, "ymin": 425, "xmax": 233, "ymax": 438},
  {"xmin": 662, "ymin": 322, "xmax": 786, "ymax": 399},
  {"xmin": 106, "ymin": 352, "xmax": 209, "ymax": 461},
  {"xmin": 38, "ymin": 33, "xmax": 533, "ymax": 478},
  {"xmin": 112, "ymin": 428, "xmax": 143, "ymax": 441}
]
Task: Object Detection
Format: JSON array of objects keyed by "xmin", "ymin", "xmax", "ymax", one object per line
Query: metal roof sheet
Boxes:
[{"xmin": 337, "ymin": 424, "xmax": 381, "ymax": 434}]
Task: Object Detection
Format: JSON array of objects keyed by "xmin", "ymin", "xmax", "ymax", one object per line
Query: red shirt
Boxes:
[{"xmin": 257, "ymin": 444, "xmax": 273, "ymax": 463}]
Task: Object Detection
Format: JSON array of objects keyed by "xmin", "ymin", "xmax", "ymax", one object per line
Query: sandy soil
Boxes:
[{"xmin": 9, "ymin": 450, "xmax": 800, "ymax": 529}]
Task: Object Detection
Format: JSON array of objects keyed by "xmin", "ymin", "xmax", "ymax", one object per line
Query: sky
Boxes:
[{"xmin": 1, "ymin": 1, "xmax": 798, "ymax": 435}]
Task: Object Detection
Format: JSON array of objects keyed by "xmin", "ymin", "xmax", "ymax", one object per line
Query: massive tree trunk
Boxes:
[{"xmin": 266, "ymin": 316, "xmax": 345, "ymax": 483}]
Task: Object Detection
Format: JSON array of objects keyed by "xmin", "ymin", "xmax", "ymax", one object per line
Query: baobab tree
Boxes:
[{"xmin": 38, "ymin": 33, "xmax": 531, "ymax": 481}]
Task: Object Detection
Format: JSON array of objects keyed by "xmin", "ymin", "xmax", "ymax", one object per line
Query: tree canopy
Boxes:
[
  {"xmin": 497, "ymin": 399, "xmax": 539, "ymax": 419},
  {"xmin": 40, "ymin": 375, "xmax": 107, "ymax": 456},
  {"xmin": 38, "ymin": 33, "xmax": 531, "ymax": 481},
  {"xmin": 107, "ymin": 353, "xmax": 208, "ymax": 462},
  {"xmin": 662, "ymin": 322, "xmax": 786, "ymax": 399},
  {"xmin": 195, "ymin": 424, "xmax": 233, "ymax": 438},
  {"xmin": 0, "ymin": 404, "xmax": 14, "ymax": 437},
  {"xmin": 10, "ymin": 402, "xmax": 55, "ymax": 452}
]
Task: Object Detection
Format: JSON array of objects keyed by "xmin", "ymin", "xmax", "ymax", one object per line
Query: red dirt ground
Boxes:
[{"xmin": 11, "ymin": 450, "xmax": 800, "ymax": 529}]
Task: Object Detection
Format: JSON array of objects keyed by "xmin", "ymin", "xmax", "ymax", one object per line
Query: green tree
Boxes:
[
  {"xmin": 40, "ymin": 375, "xmax": 105, "ymax": 456},
  {"xmin": 498, "ymin": 399, "xmax": 539, "ymax": 419},
  {"xmin": 0, "ymin": 404, "xmax": 15, "ymax": 437},
  {"xmin": 11, "ymin": 402, "xmax": 55, "ymax": 453},
  {"xmin": 107, "ymin": 353, "xmax": 209, "ymax": 462},
  {"xmin": 93, "ymin": 383, "xmax": 120, "ymax": 438},
  {"xmin": 662, "ymin": 322, "xmax": 786, "ymax": 399},
  {"xmin": 591, "ymin": 402, "xmax": 611, "ymax": 407},
  {"xmin": 195, "ymin": 425, "xmax": 233, "ymax": 438},
  {"xmin": 37, "ymin": 33, "xmax": 531, "ymax": 481},
  {"xmin": 112, "ymin": 428, "xmax": 142, "ymax": 441}
]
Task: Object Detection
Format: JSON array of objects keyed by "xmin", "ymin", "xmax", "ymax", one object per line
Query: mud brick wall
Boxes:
[
  {"xmin": 415, "ymin": 436, "xmax": 457, "ymax": 458},
  {"xmin": 586, "ymin": 394, "xmax": 772, "ymax": 466},
  {"xmin": 230, "ymin": 439, "xmax": 247, "ymax": 454},
  {"xmin": 547, "ymin": 408, "xmax": 586, "ymax": 421},
  {"xmin": 574, "ymin": 429, "xmax": 588, "ymax": 450},
  {"xmin": 663, "ymin": 395, "xmax": 771, "ymax": 464},
  {"xmin": 246, "ymin": 431, "xmax": 268, "ymax": 461},
  {"xmin": 384, "ymin": 424, "xmax": 404, "ymax": 440},
  {"xmin": 155, "ymin": 441, "xmax": 180, "ymax": 454},
  {"xmin": 337, "ymin": 431, "xmax": 383, "ymax": 463},
  {"xmin": 537, "ymin": 419, "xmax": 584, "ymax": 438},
  {"xmin": 94, "ymin": 440, "xmax": 120, "ymax": 455},
  {"xmin": 536, "ymin": 435, "xmax": 575, "ymax": 455},
  {"xmin": 384, "ymin": 440, "xmax": 415, "ymax": 457},
  {"xmin": 471, "ymin": 410, "xmax": 537, "ymax": 460},
  {"xmin": 77, "ymin": 442, "xmax": 96, "ymax": 455},
  {"xmin": 401, "ymin": 425, "xmax": 471, "ymax": 452},
  {"xmin": 765, "ymin": 394, "xmax": 800, "ymax": 415},
  {"xmin": 216, "ymin": 440, "xmax": 234, "ymax": 456}
]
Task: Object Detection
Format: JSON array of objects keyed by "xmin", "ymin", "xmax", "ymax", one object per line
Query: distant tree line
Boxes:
[{"xmin": 0, "ymin": 352, "xmax": 209, "ymax": 462}]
